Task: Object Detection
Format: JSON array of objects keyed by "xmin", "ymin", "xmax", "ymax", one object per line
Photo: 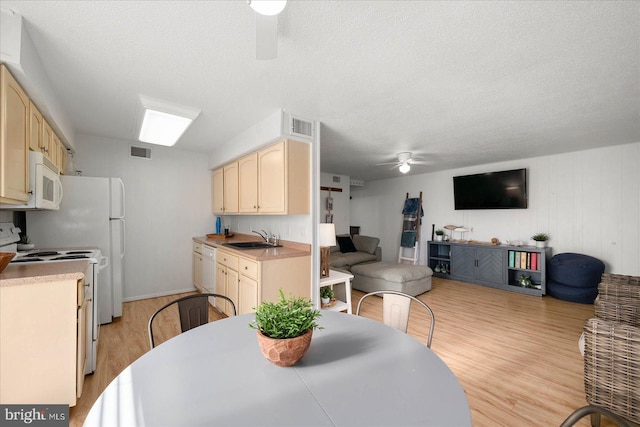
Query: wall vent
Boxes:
[
  {"xmin": 289, "ymin": 116, "xmax": 314, "ymax": 139},
  {"xmin": 332, "ymin": 176, "xmax": 341, "ymax": 183},
  {"xmin": 130, "ymin": 145, "xmax": 151, "ymax": 159}
]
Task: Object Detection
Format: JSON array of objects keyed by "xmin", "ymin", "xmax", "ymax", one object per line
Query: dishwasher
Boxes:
[{"xmin": 202, "ymin": 245, "xmax": 217, "ymax": 308}]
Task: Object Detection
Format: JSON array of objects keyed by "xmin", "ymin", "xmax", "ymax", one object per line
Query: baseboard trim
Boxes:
[{"xmin": 123, "ymin": 287, "xmax": 198, "ymax": 303}]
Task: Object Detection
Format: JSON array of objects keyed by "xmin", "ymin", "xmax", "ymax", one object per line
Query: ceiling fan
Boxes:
[
  {"xmin": 248, "ymin": 0, "xmax": 287, "ymax": 60},
  {"xmin": 376, "ymin": 152, "xmax": 430, "ymax": 174}
]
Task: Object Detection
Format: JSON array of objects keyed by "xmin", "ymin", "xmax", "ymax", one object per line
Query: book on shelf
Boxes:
[{"xmin": 510, "ymin": 250, "xmax": 541, "ymax": 271}]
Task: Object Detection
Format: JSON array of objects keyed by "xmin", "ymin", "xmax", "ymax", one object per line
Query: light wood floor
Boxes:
[{"xmin": 70, "ymin": 278, "xmax": 610, "ymax": 426}]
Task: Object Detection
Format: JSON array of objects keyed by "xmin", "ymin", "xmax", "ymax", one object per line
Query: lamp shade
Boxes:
[{"xmin": 319, "ymin": 223, "xmax": 336, "ymax": 247}]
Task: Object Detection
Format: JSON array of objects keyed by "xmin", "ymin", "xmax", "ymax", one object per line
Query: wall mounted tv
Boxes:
[{"xmin": 453, "ymin": 168, "xmax": 528, "ymax": 210}]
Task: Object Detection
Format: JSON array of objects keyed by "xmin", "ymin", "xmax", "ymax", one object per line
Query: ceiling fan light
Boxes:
[
  {"xmin": 399, "ymin": 162, "xmax": 411, "ymax": 174},
  {"xmin": 249, "ymin": 0, "xmax": 287, "ymax": 16}
]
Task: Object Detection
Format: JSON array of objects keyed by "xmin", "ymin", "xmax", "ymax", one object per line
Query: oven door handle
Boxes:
[{"xmin": 98, "ymin": 256, "xmax": 109, "ymax": 271}]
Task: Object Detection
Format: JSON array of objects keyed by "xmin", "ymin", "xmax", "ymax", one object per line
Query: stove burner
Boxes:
[
  {"xmin": 25, "ymin": 251, "xmax": 60, "ymax": 257},
  {"xmin": 52, "ymin": 255, "xmax": 90, "ymax": 260},
  {"xmin": 64, "ymin": 251, "xmax": 93, "ymax": 255},
  {"xmin": 12, "ymin": 258, "xmax": 44, "ymax": 263}
]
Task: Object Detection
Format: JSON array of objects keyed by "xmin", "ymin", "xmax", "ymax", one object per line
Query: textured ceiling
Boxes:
[{"xmin": 2, "ymin": 1, "xmax": 639, "ymax": 181}]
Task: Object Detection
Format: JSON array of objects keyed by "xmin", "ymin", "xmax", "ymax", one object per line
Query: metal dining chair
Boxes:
[
  {"xmin": 356, "ymin": 290, "xmax": 435, "ymax": 348},
  {"xmin": 560, "ymin": 405, "xmax": 631, "ymax": 427},
  {"xmin": 148, "ymin": 293, "xmax": 236, "ymax": 349}
]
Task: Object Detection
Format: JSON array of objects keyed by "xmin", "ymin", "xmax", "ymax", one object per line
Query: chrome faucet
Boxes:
[{"xmin": 252, "ymin": 230, "xmax": 269, "ymax": 243}]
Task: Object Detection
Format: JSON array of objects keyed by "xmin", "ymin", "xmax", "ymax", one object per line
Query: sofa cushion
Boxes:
[
  {"xmin": 330, "ymin": 251, "xmax": 378, "ymax": 268},
  {"xmin": 353, "ymin": 235, "xmax": 380, "ymax": 255},
  {"xmin": 336, "ymin": 235, "xmax": 357, "ymax": 253}
]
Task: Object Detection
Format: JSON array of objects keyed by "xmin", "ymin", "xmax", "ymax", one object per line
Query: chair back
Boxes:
[
  {"xmin": 148, "ymin": 293, "xmax": 236, "ymax": 349},
  {"xmin": 356, "ymin": 290, "xmax": 435, "ymax": 348}
]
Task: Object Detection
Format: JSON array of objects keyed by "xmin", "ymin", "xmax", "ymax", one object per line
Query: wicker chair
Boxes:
[{"xmin": 582, "ymin": 273, "xmax": 640, "ymax": 426}]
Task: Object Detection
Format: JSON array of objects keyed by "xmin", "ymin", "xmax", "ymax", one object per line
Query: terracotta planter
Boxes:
[{"xmin": 256, "ymin": 329, "xmax": 313, "ymax": 367}]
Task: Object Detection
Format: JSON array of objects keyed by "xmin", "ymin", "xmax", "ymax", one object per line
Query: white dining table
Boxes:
[{"xmin": 84, "ymin": 311, "xmax": 471, "ymax": 426}]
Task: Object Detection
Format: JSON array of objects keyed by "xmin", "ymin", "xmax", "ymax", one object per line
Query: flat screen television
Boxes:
[{"xmin": 453, "ymin": 168, "xmax": 527, "ymax": 210}]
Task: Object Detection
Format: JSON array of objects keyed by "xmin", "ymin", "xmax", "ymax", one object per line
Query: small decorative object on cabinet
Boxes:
[
  {"xmin": 249, "ymin": 290, "xmax": 322, "ymax": 367},
  {"xmin": 434, "ymin": 229, "xmax": 444, "ymax": 241},
  {"xmin": 531, "ymin": 233, "xmax": 549, "ymax": 248}
]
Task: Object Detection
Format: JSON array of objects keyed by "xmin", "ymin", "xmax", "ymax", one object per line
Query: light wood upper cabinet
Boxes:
[
  {"xmin": 42, "ymin": 119, "xmax": 54, "ymax": 160},
  {"xmin": 223, "ymin": 162, "xmax": 239, "ymax": 214},
  {"xmin": 58, "ymin": 140, "xmax": 66, "ymax": 173},
  {"xmin": 29, "ymin": 100, "xmax": 43, "ymax": 152},
  {"xmin": 212, "ymin": 168, "xmax": 224, "ymax": 215},
  {"xmin": 0, "ymin": 65, "xmax": 30, "ymax": 204},
  {"xmin": 212, "ymin": 139, "xmax": 310, "ymax": 216},
  {"xmin": 50, "ymin": 132, "xmax": 59, "ymax": 167},
  {"xmin": 258, "ymin": 139, "xmax": 310, "ymax": 214},
  {"xmin": 238, "ymin": 152, "xmax": 258, "ymax": 213},
  {"xmin": 258, "ymin": 141, "xmax": 286, "ymax": 213}
]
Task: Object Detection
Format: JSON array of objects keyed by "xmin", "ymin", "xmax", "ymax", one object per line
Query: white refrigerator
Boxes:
[{"xmin": 27, "ymin": 176, "xmax": 126, "ymax": 324}]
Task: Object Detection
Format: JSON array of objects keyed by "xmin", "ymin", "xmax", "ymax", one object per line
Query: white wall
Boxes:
[
  {"xmin": 320, "ymin": 173, "xmax": 350, "ymax": 235},
  {"xmin": 350, "ymin": 142, "xmax": 640, "ymax": 275},
  {"xmin": 72, "ymin": 135, "xmax": 213, "ymax": 301}
]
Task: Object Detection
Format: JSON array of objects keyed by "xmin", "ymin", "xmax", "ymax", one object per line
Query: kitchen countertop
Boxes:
[
  {"xmin": 193, "ymin": 234, "xmax": 310, "ymax": 261},
  {"xmin": 0, "ymin": 260, "xmax": 88, "ymax": 287}
]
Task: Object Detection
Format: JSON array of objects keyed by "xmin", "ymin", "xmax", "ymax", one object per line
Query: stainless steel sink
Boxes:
[{"xmin": 223, "ymin": 242, "xmax": 282, "ymax": 250}]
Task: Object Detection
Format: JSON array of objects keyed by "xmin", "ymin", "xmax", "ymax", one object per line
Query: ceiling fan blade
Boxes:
[
  {"xmin": 375, "ymin": 161, "xmax": 400, "ymax": 166},
  {"xmin": 255, "ymin": 14, "xmax": 278, "ymax": 60},
  {"xmin": 409, "ymin": 160, "xmax": 432, "ymax": 165}
]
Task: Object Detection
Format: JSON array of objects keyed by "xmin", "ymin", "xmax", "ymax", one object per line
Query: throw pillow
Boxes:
[
  {"xmin": 353, "ymin": 235, "xmax": 380, "ymax": 255},
  {"xmin": 336, "ymin": 235, "xmax": 357, "ymax": 253}
]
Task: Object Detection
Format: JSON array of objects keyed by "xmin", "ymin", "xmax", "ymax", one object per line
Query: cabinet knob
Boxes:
[{"xmin": 244, "ymin": 266, "xmax": 248, "ymax": 270}]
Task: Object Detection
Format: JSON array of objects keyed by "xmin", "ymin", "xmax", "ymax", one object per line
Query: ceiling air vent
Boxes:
[
  {"xmin": 332, "ymin": 176, "xmax": 341, "ymax": 183},
  {"xmin": 290, "ymin": 116, "xmax": 314, "ymax": 139},
  {"xmin": 130, "ymin": 145, "xmax": 151, "ymax": 159}
]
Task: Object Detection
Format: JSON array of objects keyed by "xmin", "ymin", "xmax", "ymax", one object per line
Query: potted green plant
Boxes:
[
  {"xmin": 249, "ymin": 289, "xmax": 322, "ymax": 367},
  {"xmin": 17, "ymin": 235, "xmax": 34, "ymax": 251},
  {"xmin": 320, "ymin": 286, "xmax": 334, "ymax": 305},
  {"xmin": 531, "ymin": 233, "xmax": 549, "ymax": 248},
  {"xmin": 435, "ymin": 229, "xmax": 445, "ymax": 241}
]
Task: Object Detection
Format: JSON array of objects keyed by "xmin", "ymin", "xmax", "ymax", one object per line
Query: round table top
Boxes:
[{"xmin": 84, "ymin": 310, "xmax": 471, "ymax": 426}]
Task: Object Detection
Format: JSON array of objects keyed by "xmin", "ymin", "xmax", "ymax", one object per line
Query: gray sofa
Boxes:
[{"xmin": 329, "ymin": 234, "xmax": 381, "ymax": 272}]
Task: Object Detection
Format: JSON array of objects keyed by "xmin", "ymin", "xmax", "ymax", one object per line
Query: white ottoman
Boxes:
[{"xmin": 351, "ymin": 262, "xmax": 433, "ymax": 296}]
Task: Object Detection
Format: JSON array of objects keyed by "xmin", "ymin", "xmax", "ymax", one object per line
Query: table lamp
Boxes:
[{"xmin": 319, "ymin": 223, "xmax": 336, "ymax": 278}]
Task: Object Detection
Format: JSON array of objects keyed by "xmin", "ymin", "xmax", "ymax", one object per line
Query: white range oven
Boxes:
[{"xmin": 1, "ymin": 223, "xmax": 107, "ymax": 375}]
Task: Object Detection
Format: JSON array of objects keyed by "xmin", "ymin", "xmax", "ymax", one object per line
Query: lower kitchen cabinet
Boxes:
[
  {"xmin": 216, "ymin": 249, "xmax": 239, "ymax": 316},
  {"xmin": 215, "ymin": 248, "xmax": 311, "ymax": 315},
  {"xmin": 0, "ymin": 277, "xmax": 88, "ymax": 406}
]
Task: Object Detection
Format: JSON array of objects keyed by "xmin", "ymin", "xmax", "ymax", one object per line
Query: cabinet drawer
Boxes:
[
  {"xmin": 239, "ymin": 257, "xmax": 258, "ymax": 280},
  {"xmin": 193, "ymin": 241, "xmax": 203, "ymax": 254},
  {"xmin": 218, "ymin": 251, "xmax": 238, "ymax": 270}
]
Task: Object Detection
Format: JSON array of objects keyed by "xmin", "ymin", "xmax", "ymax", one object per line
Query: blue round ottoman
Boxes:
[
  {"xmin": 546, "ymin": 279, "xmax": 599, "ymax": 304},
  {"xmin": 547, "ymin": 253, "xmax": 605, "ymax": 304}
]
